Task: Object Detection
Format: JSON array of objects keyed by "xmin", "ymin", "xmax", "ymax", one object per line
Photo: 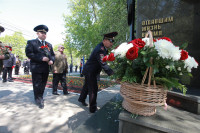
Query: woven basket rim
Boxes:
[
  {"xmin": 120, "ymin": 82, "xmax": 167, "ymax": 106},
  {"xmin": 120, "ymin": 82, "xmax": 167, "ymax": 92}
]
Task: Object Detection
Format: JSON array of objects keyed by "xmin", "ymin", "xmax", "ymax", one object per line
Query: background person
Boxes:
[
  {"xmin": 70, "ymin": 63, "xmax": 73, "ymax": 73},
  {"xmin": 2, "ymin": 46, "xmax": 15, "ymax": 82},
  {"xmin": 75, "ymin": 65, "xmax": 78, "ymax": 72},
  {"xmin": 52, "ymin": 45, "xmax": 69, "ymax": 95},
  {"xmin": 23, "ymin": 59, "xmax": 30, "ymax": 74},
  {"xmin": 79, "ymin": 59, "xmax": 83, "ymax": 77},
  {"xmin": 0, "ymin": 26, "xmax": 10, "ymax": 80},
  {"xmin": 15, "ymin": 55, "xmax": 21, "ymax": 75}
]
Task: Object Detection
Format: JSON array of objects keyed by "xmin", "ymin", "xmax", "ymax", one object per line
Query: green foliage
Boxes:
[
  {"xmin": 155, "ymin": 77, "xmax": 187, "ymax": 95},
  {"xmin": 110, "ymin": 38, "xmax": 197, "ymax": 94},
  {"xmin": 0, "ymin": 32, "xmax": 27, "ymax": 59},
  {"xmin": 179, "ymin": 42, "xmax": 188, "ymax": 50},
  {"xmin": 63, "ymin": 0, "xmax": 129, "ymax": 58}
]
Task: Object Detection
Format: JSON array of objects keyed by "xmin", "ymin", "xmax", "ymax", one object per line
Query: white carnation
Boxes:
[
  {"xmin": 154, "ymin": 39, "xmax": 181, "ymax": 61},
  {"xmin": 177, "ymin": 67, "xmax": 181, "ymax": 71},
  {"xmin": 112, "ymin": 42, "xmax": 133, "ymax": 58},
  {"xmin": 142, "ymin": 38, "xmax": 150, "ymax": 47},
  {"xmin": 165, "ymin": 65, "xmax": 170, "ymax": 69},
  {"xmin": 187, "ymin": 67, "xmax": 191, "ymax": 72},
  {"xmin": 184, "ymin": 56, "xmax": 198, "ymax": 72}
]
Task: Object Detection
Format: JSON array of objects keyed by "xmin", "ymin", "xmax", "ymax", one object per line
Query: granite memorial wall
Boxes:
[{"xmin": 136, "ymin": 0, "xmax": 200, "ymax": 87}]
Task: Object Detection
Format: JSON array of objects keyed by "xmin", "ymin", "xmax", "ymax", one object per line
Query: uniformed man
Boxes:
[
  {"xmin": 0, "ymin": 26, "xmax": 10, "ymax": 78},
  {"xmin": 2, "ymin": 46, "xmax": 16, "ymax": 82},
  {"xmin": 15, "ymin": 55, "xmax": 21, "ymax": 75},
  {"xmin": 23, "ymin": 58, "xmax": 30, "ymax": 74},
  {"xmin": 25, "ymin": 25, "xmax": 55, "ymax": 109},
  {"xmin": 78, "ymin": 32, "xmax": 118, "ymax": 113}
]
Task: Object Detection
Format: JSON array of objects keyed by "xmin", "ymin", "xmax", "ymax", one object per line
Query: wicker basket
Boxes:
[{"xmin": 120, "ymin": 61, "xmax": 167, "ymax": 116}]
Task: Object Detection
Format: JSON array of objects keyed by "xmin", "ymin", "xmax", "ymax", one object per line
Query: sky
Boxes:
[{"xmin": 0, "ymin": 0, "xmax": 70, "ymax": 46}]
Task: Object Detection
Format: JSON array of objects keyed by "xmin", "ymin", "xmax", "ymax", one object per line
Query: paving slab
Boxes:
[
  {"xmin": 0, "ymin": 80, "xmax": 120, "ymax": 133},
  {"xmin": 73, "ymin": 93, "xmax": 123, "ymax": 133}
]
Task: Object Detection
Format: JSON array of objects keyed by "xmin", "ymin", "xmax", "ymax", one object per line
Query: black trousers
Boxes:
[
  {"xmin": 78, "ymin": 73, "xmax": 98, "ymax": 112},
  {"xmin": 32, "ymin": 73, "xmax": 49, "ymax": 100},
  {"xmin": 24, "ymin": 66, "xmax": 30, "ymax": 74},
  {"xmin": 15, "ymin": 65, "xmax": 20, "ymax": 75},
  {"xmin": 3, "ymin": 67, "xmax": 13, "ymax": 81},
  {"xmin": 52, "ymin": 72, "xmax": 68, "ymax": 94}
]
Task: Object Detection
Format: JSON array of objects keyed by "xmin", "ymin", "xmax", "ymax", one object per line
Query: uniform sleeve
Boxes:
[
  {"xmin": 4, "ymin": 53, "xmax": 10, "ymax": 60},
  {"xmin": 3, "ymin": 47, "xmax": 10, "ymax": 60},
  {"xmin": 25, "ymin": 40, "xmax": 44, "ymax": 62},
  {"xmin": 97, "ymin": 50, "xmax": 113, "ymax": 76},
  {"xmin": 50, "ymin": 45, "xmax": 55, "ymax": 62},
  {"xmin": 12, "ymin": 55, "xmax": 16, "ymax": 66}
]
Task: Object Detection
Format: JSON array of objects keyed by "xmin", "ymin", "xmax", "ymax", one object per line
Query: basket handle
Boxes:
[
  {"xmin": 145, "ymin": 30, "xmax": 153, "ymax": 47},
  {"xmin": 141, "ymin": 31, "xmax": 156, "ymax": 88},
  {"xmin": 141, "ymin": 58, "xmax": 155, "ymax": 86}
]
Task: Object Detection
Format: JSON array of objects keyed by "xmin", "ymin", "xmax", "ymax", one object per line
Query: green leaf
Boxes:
[
  {"xmin": 180, "ymin": 42, "xmax": 188, "ymax": 50},
  {"xmin": 143, "ymin": 57, "xmax": 148, "ymax": 63},
  {"xmin": 141, "ymin": 51, "xmax": 147, "ymax": 55},
  {"xmin": 153, "ymin": 66, "xmax": 159, "ymax": 74}
]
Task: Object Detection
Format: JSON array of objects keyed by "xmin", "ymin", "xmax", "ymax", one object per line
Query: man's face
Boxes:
[
  {"xmin": 37, "ymin": 32, "xmax": 46, "ymax": 40},
  {"xmin": 103, "ymin": 38, "xmax": 114, "ymax": 49},
  {"xmin": 58, "ymin": 46, "xmax": 65, "ymax": 52}
]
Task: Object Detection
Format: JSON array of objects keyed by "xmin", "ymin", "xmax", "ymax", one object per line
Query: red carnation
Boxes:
[
  {"xmin": 107, "ymin": 53, "xmax": 115, "ymax": 61},
  {"xmin": 126, "ymin": 46, "xmax": 138, "ymax": 60},
  {"xmin": 129, "ymin": 38, "xmax": 145, "ymax": 49},
  {"xmin": 41, "ymin": 44, "xmax": 48, "ymax": 49},
  {"xmin": 102, "ymin": 55, "xmax": 108, "ymax": 62},
  {"xmin": 5, "ymin": 46, "xmax": 12, "ymax": 51},
  {"xmin": 180, "ymin": 49, "xmax": 188, "ymax": 60},
  {"xmin": 158, "ymin": 37, "xmax": 172, "ymax": 43}
]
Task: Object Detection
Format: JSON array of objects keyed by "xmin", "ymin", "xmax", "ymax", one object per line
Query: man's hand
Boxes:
[
  {"xmin": 42, "ymin": 57, "xmax": 49, "ymax": 62},
  {"xmin": 0, "ymin": 55, "xmax": 5, "ymax": 60},
  {"xmin": 108, "ymin": 71, "xmax": 114, "ymax": 76},
  {"xmin": 54, "ymin": 70, "xmax": 57, "ymax": 73},
  {"xmin": 48, "ymin": 60, "xmax": 53, "ymax": 65}
]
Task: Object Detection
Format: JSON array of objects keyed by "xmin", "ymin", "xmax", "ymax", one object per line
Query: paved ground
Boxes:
[{"xmin": 0, "ymin": 71, "xmax": 120, "ymax": 133}]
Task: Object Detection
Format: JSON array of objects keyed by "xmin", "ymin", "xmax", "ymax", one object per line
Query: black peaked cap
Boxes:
[
  {"xmin": 104, "ymin": 32, "xmax": 118, "ymax": 38},
  {"xmin": 0, "ymin": 25, "xmax": 5, "ymax": 32},
  {"xmin": 33, "ymin": 25, "xmax": 49, "ymax": 32}
]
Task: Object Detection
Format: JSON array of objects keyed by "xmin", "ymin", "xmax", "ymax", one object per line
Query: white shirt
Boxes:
[{"xmin": 38, "ymin": 38, "xmax": 45, "ymax": 46}]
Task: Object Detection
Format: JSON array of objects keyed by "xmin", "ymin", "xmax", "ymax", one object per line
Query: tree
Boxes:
[
  {"xmin": 0, "ymin": 32, "xmax": 27, "ymax": 59},
  {"xmin": 63, "ymin": 0, "xmax": 129, "ymax": 58}
]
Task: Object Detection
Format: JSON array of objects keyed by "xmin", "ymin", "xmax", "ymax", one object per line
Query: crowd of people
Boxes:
[{"xmin": 1, "ymin": 24, "xmax": 117, "ymax": 113}]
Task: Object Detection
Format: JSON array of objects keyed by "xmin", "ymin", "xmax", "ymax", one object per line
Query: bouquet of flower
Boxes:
[
  {"xmin": 40, "ymin": 44, "xmax": 50, "ymax": 56},
  {"xmin": 103, "ymin": 32, "xmax": 198, "ymax": 94},
  {"xmin": 40, "ymin": 43, "xmax": 52, "ymax": 71}
]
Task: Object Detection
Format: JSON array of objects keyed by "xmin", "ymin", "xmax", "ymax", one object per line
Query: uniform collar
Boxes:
[
  {"xmin": 101, "ymin": 42, "xmax": 107, "ymax": 51},
  {"xmin": 37, "ymin": 38, "xmax": 45, "ymax": 44}
]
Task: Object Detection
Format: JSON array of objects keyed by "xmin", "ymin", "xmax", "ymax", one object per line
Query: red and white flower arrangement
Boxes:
[{"xmin": 103, "ymin": 36, "xmax": 198, "ymax": 94}]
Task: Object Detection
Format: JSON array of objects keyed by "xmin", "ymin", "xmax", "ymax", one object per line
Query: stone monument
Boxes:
[{"xmin": 136, "ymin": 0, "xmax": 200, "ymax": 87}]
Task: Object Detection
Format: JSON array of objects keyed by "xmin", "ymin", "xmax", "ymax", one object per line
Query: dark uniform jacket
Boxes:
[
  {"xmin": 25, "ymin": 39, "xmax": 55, "ymax": 73},
  {"xmin": 0, "ymin": 44, "xmax": 10, "ymax": 72},
  {"xmin": 23, "ymin": 60, "xmax": 30, "ymax": 68},
  {"xmin": 82, "ymin": 42, "xmax": 113, "ymax": 76},
  {"xmin": 3, "ymin": 53, "xmax": 16, "ymax": 67}
]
